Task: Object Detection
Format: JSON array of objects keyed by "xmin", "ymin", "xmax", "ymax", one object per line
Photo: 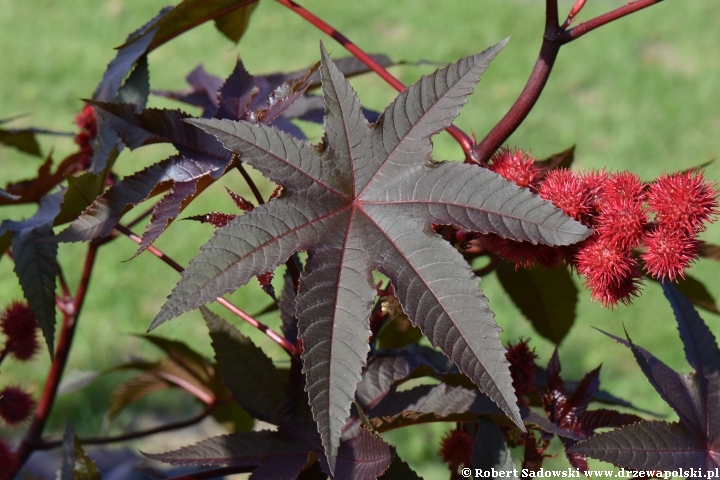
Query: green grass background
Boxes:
[{"xmin": 1, "ymin": 0, "xmax": 720, "ymax": 477}]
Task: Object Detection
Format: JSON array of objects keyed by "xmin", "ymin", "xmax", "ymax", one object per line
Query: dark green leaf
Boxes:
[
  {"xmin": 496, "ymin": 262, "xmax": 577, "ymax": 344},
  {"xmin": 472, "ymin": 417, "xmax": 517, "ymax": 476},
  {"xmin": 0, "ymin": 128, "xmax": 41, "ymax": 156},
  {"xmin": 60, "ymin": 423, "xmax": 102, "ymax": 480},
  {"xmin": 116, "ymin": 55, "xmax": 150, "ymax": 111},
  {"xmin": 377, "ymin": 454, "xmax": 423, "ymax": 480},
  {"xmin": 201, "ymin": 306, "xmax": 288, "ymax": 424}
]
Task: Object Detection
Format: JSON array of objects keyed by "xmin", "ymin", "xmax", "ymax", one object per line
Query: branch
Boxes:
[
  {"xmin": 32, "ymin": 405, "xmax": 214, "ymax": 450},
  {"xmin": 473, "ymin": 0, "xmax": 562, "ymax": 164},
  {"xmin": 15, "ymin": 243, "xmax": 99, "ymax": 467},
  {"xmin": 474, "ymin": 0, "xmax": 665, "ymax": 163},
  {"xmin": 113, "ymin": 224, "xmax": 300, "ymax": 358},
  {"xmin": 562, "ymin": 0, "xmax": 666, "ymax": 43},
  {"xmin": 274, "ymin": 0, "xmax": 476, "ymax": 161},
  {"xmin": 236, "ymin": 162, "xmax": 265, "ymax": 206}
]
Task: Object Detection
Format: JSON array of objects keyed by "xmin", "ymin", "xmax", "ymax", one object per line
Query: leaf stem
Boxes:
[
  {"xmin": 274, "ymin": 0, "xmax": 476, "ymax": 161},
  {"xmin": 15, "ymin": 243, "xmax": 99, "ymax": 469},
  {"xmin": 31, "ymin": 405, "xmax": 214, "ymax": 450},
  {"xmin": 474, "ymin": 0, "xmax": 665, "ymax": 163},
  {"xmin": 113, "ymin": 224, "xmax": 300, "ymax": 358},
  {"xmin": 236, "ymin": 162, "xmax": 265, "ymax": 206}
]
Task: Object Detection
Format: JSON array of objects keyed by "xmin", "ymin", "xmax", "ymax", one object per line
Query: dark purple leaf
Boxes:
[
  {"xmin": 472, "ymin": 417, "xmax": 517, "ymax": 475},
  {"xmin": 109, "ymin": 372, "xmax": 172, "ymax": 420},
  {"xmin": 0, "ymin": 127, "xmax": 42, "ymax": 157},
  {"xmin": 496, "ymin": 262, "xmax": 577, "ymax": 344},
  {"xmin": 116, "ymin": 55, "xmax": 150, "ymax": 112},
  {"xmin": 1, "ymin": 152, "xmax": 81, "ymax": 206},
  {"xmin": 216, "ymin": 59, "xmax": 256, "ymax": 121},
  {"xmin": 134, "ymin": 177, "xmax": 203, "ymax": 257},
  {"xmin": 377, "ymin": 454, "xmax": 423, "ymax": 480},
  {"xmin": 367, "ymin": 384, "xmax": 500, "ymax": 431},
  {"xmin": 1, "ymin": 191, "xmax": 63, "ymax": 357},
  {"xmin": 153, "ymin": 40, "xmax": 591, "ymax": 471},
  {"xmin": 595, "ymin": 328, "xmax": 703, "ymax": 430},
  {"xmin": 152, "ymin": 65, "xmax": 224, "ymax": 118},
  {"xmin": 95, "ymin": 1, "xmax": 256, "ymax": 101},
  {"xmin": 279, "ymin": 271, "xmax": 299, "ymax": 343},
  {"xmin": 184, "ymin": 212, "xmax": 238, "ymax": 228},
  {"xmin": 53, "ymin": 154, "xmax": 228, "ymax": 243},
  {"xmin": 663, "ymin": 282, "xmax": 720, "ymax": 378},
  {"xmin": 569, "ymin": 421, "xmax": 711, "ymax": 470},
  {"xmin": 328, "ymin": 427, "xmax": 394, "ymax": 480},
  {"xmin": 565, "ymin": 366, "xmax": 600, "ymax": 417},
  {"xmin": 534, "ymin": 145, "xmax": 575, "ymax": 173},
  {"xmin": 250, "ymin": 453, "xmax": 309, "ymax": 480},
  {"xmin": 700, "ymin": 242, "xmax": 720, "ymax": 262},
  {"xmin": 144, "ymin": 430, "xmax": 309, "ymax": 466},
  {"xmin": 356, "ymin": 347, "xmax": 454, "ymax": 408},
  {"xmin": 202, "ymin": 306, "xmax": 288, "ymax": 424}
]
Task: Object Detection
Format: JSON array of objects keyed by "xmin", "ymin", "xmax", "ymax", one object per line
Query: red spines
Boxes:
[
  {"xmin": 648, "ymin": 171, "xmax": 719, "ymax": 235},
  {"xmin": 74, "ymin": 105, "xmax": 97, "ymax": 169},
  {"xmin": 439, "ymin": 428, "xmax": 473, "ymax": 471},
  {"xmin": 575, "ymin": 236, "xmax": 642, "ymax": 307},
  {"xmin": 489, "ymin": 147, "xmax": 542, "ymax": 188},
  {"xmin": 0, "ymin": 386, "xmax": 35, "ymax": 425},
  {"xmin": 1, "ymin": 301, "xmax": 40, "ymax": 361},
  {"xmin": 506, "ymin": 339, "xmax": 538, "ymax": 397}
]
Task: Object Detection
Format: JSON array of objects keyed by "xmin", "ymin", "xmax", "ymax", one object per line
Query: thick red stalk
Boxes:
[
  {"xmin": 475, "ymin": 0, "xmax": 666, "ymax": 163},
  {"xmin": 114, "ymin": 225, "xmax": 300, "ymax": 358},
  {"xmin": 15, "ymin": 243, "xmax": 99, "ymax": 469},
  {"xmin": 274, "ymin": 0, "xmax": 476, "ymax": 161}
]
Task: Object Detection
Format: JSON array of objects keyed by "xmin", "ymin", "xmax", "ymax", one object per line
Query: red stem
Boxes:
[
  {"xmin": 474, "ymin": 0, "xmax": 664, "ymax": 163},
  {"xmin": 274, "ymin": 0, "xmax": 476, "ymax": 161},
  {"xmin": 113, "ymin": 225, "xmax": 300, "ymax": 358},
  {"xmin": 32, "ymin": 405, "xmax": 214, "ymax": 450},
  {"xmin": 562, "ymin": 0, "xmax": 666, "ymax": 42},
  {"xmin": 474, "ymin": 0, "xmax": 562, "ymax": 163},
  {"xmin": 15, "ymin": 243, "xmax": 99, "ymax": 468}
]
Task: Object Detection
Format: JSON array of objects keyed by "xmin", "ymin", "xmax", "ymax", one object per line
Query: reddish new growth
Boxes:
[
  {"xmin": 0, "ymin": 386, "xmax": 34, "ymax": 425},
  {"xmin": 481, "ymin": 148, "xmax": 719, "ymax": 307},
  {"xmin": 489, "ymin": 147, "xmax": 541, "ymax": 189},
  {"xmin": 1, "ymin": 301, "xmax": 40, "ymax": 361},
  {"xmin": 439, "ymin": 428, "xmax": 473, "ymax": 472},
  {"xmin": 74, "ymin": 104, "xmax": 98, "ymax": 169},
  {"xmin": 506, "ymin": 339, "xmax": 538, "ymax": 398},
  {"xmin": 0, "ymin": 441, "xmax": 19, "ymax": 480}
]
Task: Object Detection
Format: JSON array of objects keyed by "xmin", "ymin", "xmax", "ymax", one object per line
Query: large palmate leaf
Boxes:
[
  {"xmin": 151, "ymin": 41, "xmax": 591, "ymax": 471},
  {"xmin": 569, "ymin": 284, "xmax": 720, "ymax": 470}
]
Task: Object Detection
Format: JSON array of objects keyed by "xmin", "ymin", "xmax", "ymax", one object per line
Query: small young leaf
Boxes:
[
  {"xmin": 496, "ymin": 262, "xmax": 577, "ymax": 344},
  {"xmin": 60, "ymin": 423, "xmax": 102, "ymax": 480}
]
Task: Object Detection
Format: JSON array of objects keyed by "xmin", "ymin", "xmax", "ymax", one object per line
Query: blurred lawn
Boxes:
[{"xmin": 1, "ymin": 0, "xmax": 720, "ymax": 477}]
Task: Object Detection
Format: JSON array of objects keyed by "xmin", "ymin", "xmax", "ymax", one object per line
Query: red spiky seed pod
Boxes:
[
  {"xmin": 1, "ymin": 301, "xmax": 40, "ymax": 361},
  {"xmin": 647, "ymin": 171, "xmax": 719, "ymax": 234},
  {"xmin": 74, "ymin": 105, "xmax": 97, "ymax": 169},
  {"xmin": 641, "ymin": 225, "xmax": 700, "ymax": 282},
  {"xmin": 506, "ymin": 339, "xmax": 538, "ymax": 397},
  {"xmin": 0, "ymin": 440, "xmax": 19, "ymax": 480},
  {"xmin": 479, "ymin": 234, "xmax": 563, "ymax": 269},
  {"xmin": 596, "ymin": 199, "xmax": 647, "ymax": 250},
  {"xmin": 539, "ymin": 169, "xmax": 595, "ymax": 223},
  {"xmin": 575, "ymin": 236, "xmax": 642, "ymax": 307},
  {"xmin": 489, "ymin": 147, "xmax": 541, "ymax": 188},
  {"xmin": 602, "ymin": 171, "xmax": 645, "ymax": 205},
  {"xmin": 439, "ymin": 428, "xmax": 473, "ymax": 471},
  {"xmin": 0, "ymin": 386, "xmax": 35, "ymax": 426}
]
